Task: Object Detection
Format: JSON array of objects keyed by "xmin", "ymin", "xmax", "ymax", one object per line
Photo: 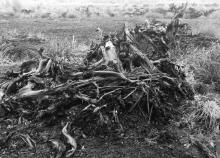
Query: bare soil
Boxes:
[{"xmin": 0, "ymin": 108, "xmax": 204, "ymax": 158}]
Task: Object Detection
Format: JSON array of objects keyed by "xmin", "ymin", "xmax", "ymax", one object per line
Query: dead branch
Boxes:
[{"xmin": 62, "ymin": 123, "xmax": 77, "ymax": 157}]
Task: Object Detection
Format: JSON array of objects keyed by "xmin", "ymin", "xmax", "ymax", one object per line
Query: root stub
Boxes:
[{"xmin": 0, "ymin": 18, "xmax": 197, "ymax": 157}]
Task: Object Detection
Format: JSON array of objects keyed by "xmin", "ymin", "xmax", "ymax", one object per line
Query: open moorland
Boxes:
[{"xmin": 0, "ymin": 2, "xmax": 220, "ymax": 158}]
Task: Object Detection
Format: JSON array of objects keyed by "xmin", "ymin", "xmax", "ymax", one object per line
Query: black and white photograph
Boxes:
[{"xmin": 0, "ymin": 0, "xmax": 220, "ymax": 157}]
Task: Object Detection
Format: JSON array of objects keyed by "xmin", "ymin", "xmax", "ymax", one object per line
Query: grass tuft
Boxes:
[
  {"xmin": 183, "ymin": 94, "xmax": 220, "ymax": 133},
  {"xmin": 178, "ymin": 44, "xmax": 220, "ymax": 92}
]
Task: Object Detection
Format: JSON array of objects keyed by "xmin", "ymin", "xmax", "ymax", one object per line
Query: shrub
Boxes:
[
  {"xmin": 106, "ymin": 9, "xmax": 115, "ymax": 17},
  {"xmin": 185, "ymin": 7, "xmax": 203, "ymax": 19},
  {"xmin": 67, "ymin": 13, "xmax": 77, "ymax": 19},
  {"xmin": 168, "ymin": 3, "xmax": 184, "ymax": 14},
  {"xmin": 61, "ymin": 11, "xmax": 68, "ymax": 18},
  {"xmin": 41, "ymin": 12, "xmax": 51, "ymax": 19},
  {"xmin": 153, "ymin": 7, "xmax": 168, "ymax": 15},
  {"xmin": 203, "ymin": 9, "xmax": 216, "ymax": 17},
  {"xmin": 208, "ymin": 10, "xmax": 220, "ymax": 19}
]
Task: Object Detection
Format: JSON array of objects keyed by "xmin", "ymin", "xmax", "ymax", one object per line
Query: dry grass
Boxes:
[
  {"xmin": 0, "ymin": 56, "xmax": 14, "ymax": 66},
  {"xmin": 0, "ymin": 28, "xmax": 89, "ymax": 66},
  {"xmin": 179, "ymin": 44, "xmax": 220, "ymax": 86},
  {"xmin": 183, "ymin": 94, "xmax": 220, "ymax": 133},
  {"xmin": 193, "ymin": 21, "xmax": 220, "ymax": 39},
  {"xmin": 45, "ymin": 36, "xmax": 88, "ymax": 64},
  {"xmin": 187, "ymin": 16, "xmax": 220, "ymax": 39}
]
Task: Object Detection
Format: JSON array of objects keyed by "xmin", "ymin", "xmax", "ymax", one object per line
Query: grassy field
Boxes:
[
  {"xmin": 1, "ymin": 15, "xmax": 220, "ymax": 42},
  {"xmin": 0, "ymin": 17, "xmax": 155, "ymax": 43},
  {"xmin": 0, "ymin": 13, "xmax": 220, "ymax": 157}
]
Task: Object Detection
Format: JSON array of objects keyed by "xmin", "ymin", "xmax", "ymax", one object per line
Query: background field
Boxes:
[{"xmin": 1, "ymin": 16, "xmax": 220, "ymax": 44}]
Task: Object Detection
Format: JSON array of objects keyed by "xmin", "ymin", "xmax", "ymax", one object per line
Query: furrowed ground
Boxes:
[{"xmin": 0, "ymin": 14, "xmax": 220, "ymax": 158}]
